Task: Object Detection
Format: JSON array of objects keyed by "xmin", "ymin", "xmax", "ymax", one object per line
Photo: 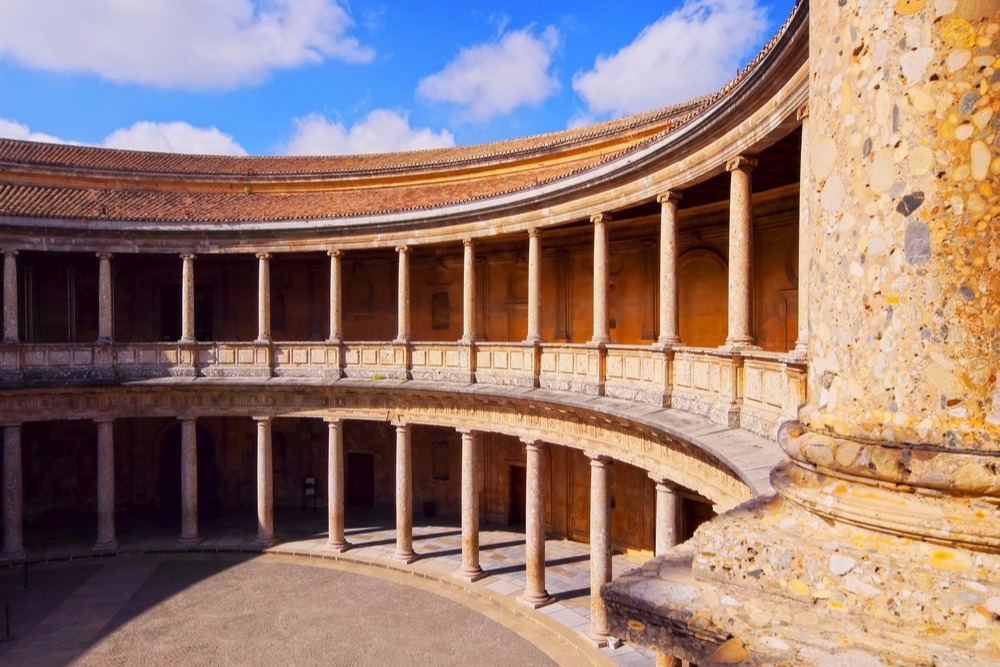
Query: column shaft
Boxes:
[
  {"xmin": 652, "ymin": 478, "xmax": 680, "ymax": 556},
  {"xmin": 178, "ymin": 418, "xmax": 200, "ymax": 546},
  {"xmin": 792, "ymin": 105, "xmax": 810, "ymax": 355},
  {"xmin": 657, "ymin": 193, "xmax": 682, "ymax": 345},
  {"xmin": 2, "ymin": 251, "xmax": 16, "ymax": 344},
  {"xmin": 725, "ymin": 156, "xmax": 756, "ymax": 347},
  {"xmin": 395, "ymin": 246, "xmax": 410, "ymax": 343},
  {"xmin": 97, "ymin": 253, "xmax": 113, "ymax": 343},
  {"xmin": 526, "ymin": 229, "xmax": 541, "ymax": 343},
  {"xmin": 326, "ymin": 419, "xmax": 348, "ymax": 551},
  {"xmin": 328, "ymin": 250, "xmax": 342, "ymax": 342},
  {"xmin": 456, "ymin": 430, "xmax": 484, "ymax": 580},
  {"xmin": 591, "ymin": 214, "xmax": 611, "ymax": 344},
  {"xmin": 519, "ymin": 440, "xmax": 552, "ymax": 607},
  {"xmin": 256, "ymin": 253, "xmax": 271, "ymax": 343},
  {"xmin": 94, "ymin": 419, "xmax": 118, "ymax": 551},
  {"xmin": 180, "ymin": 254, "xmax": 195, "ymax": 343},
  {"xmin": 2, "ymin": 424, "xmax": 24, "ymax": 558},
  {"xmin": 462, "ymin": 239, "xmax": 476, "ymax": 342},
  {"xmin": 587, "ymin": 456, "xmax": 613, "ymax": 644},
  {"xmin": 394, "ymin": 423, "xmax": 417, "ymax": 562},
  {"xmin": 254, "ymin": 417, "xmax": 275, "ymax": 546}
]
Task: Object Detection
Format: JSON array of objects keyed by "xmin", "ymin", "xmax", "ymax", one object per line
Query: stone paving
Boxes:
[{"xmin": 0, "ymin": 510, "xmax": 656, "ymax": 666}]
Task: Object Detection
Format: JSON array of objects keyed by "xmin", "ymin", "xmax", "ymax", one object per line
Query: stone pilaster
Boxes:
[
  {"xmin": 93, "ymin": 419, "xmax": 118, "ymax": 552},
  {"xmin": 656, "ymin": 192, "xmax": 683, "ymax": 346},
  {"xmin": 791, "ymin": 103, "xmax": 810, "ymax": 357},
  {"xmin": 2, "ymin": 250, "xmax": 17, "ymax": 344},
  {"xmin": 96, "ymin": 252, "xmax": 113, "ymax": 343},
  {"xmin": 455, "ymin": 429, "xmax": 484, "ymax": 581},
  {"xmin": 255, "ymin": 252, "xmax": 271, "ymax": 343},
  {"xmin": 177, "ymin": 418, "xmax": 200, "ymax": 547},
  {"xmin": 2, "ymin": 423, "xmax": 25, "ymax": 559},
  {"xmin": 724, "ymin": 155, "xmax": 757, "ymax": 348},
  {"xmin": 395, "ymin": 246, "xmax": 410, "ymax": 343},
  {"xmin": 180, "ymin": 254, "xmax": 196, "ymax": 343},
  {"xmin": 253, "ymin": 416, "xmax": 275, "ymax": 547},
  {"xmin": 590, "ymin": 213, "xmax": 612, "ymax": 345},
  {"xmin": 585, "ymin": 455, "xmax": 613, "ymax": 646},
  {"xmin": 462, "ymin": 239, "xmax": 476, "ymax": 342},
  {"xmin": 393, "ymin": 422, "xmax": 417, "ymax": 563},
  {"xmin": 328, "ymin": 249, "xmax": 342, "ymax": 343},
  {"xmin": 518, "ymin": 439, "xmax": 553, "ymax": 608},
  {"xmin": 325, "ymin": 418, "xmax": 349, "ymax": 551},
  {"xmin": 525, "ymin": 228, "xmax": 542, "ymax": 343},
  {"xmin": 650, "ymin": 476, "xmax": 679, "ymax": 556}
]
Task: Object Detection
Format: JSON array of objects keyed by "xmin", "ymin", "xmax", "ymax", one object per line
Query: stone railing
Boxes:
[{"xmin": 0, "ymin": 340, "xmax": 805, "ymax": 439}]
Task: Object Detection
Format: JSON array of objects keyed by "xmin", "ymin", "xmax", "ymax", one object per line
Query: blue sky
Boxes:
[{"xmin": 0, "ymin": 0, "xmax": 794, "ymax": 156}]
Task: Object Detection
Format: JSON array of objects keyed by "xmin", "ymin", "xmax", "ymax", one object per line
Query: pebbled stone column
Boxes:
[
  {"xmin": 525, "ymin": 229, "xmax": 542, "ymax": 343},
  {"xmin": 2, "ymin": 423, "xmax": 24, "ymax": 559},
  {"xmin": 96, "ymin": 253, "xmax": 113, "ymax": 343},
  {"xmin": 180, "ymin": 254, "xmax": 196, "ymax": 343},
  {"xmin": 253, "ymin": 416, "xmax": 275, "ymax": 547},
  {"xmin": 178, "ymin": 418, "xmax": 200, "ymax": 547},
  {"xmin": 586, "ymin": 455, "xmax": 613, "ymax": 646},
  {"xmin": 256, "ymin": 252, "xmax": 271, "ymax": 343},
  {"xmin": 650, "ymin": 476, "xmax": 679, "ymax": 556},
  {"xmin": 590, "ymin": 213, "xmax": 612, "ymax": 345},
  {"xmin": 93, "ymin": 419, "xmax": 118, "ymax": 552},
  {"xmin": 325, "ymin": 418, "xmax": 349, "ymax": 551},
  {"xmin": 2, "ymin": 250, "xmax": 16, "ymax": 344},
  {"xmin": 462, "ymin": 239, "xmax": 476, "ymax": 342},
  {"xmin": 328, "ymin": 249, "xmax": 342, "ymax": 342},
  {"xmin": 395, "ymin": 246, "xmax": 411, "ymax": 343},
  {"xmin": 724, "ymin": 156, "xmax": 757, "ymax": 348},
  {"xmin": 393, "ymin": 422, "xmax": 417, "ymax": 563},
  {"xmin": 518, "ymin": 439, "xmax": 552, "ymax": 608},
  {"xmin": 455, "ymin": 429, "xmax": 484, "ymax": 581},
  {"xmin": 656, "ymin": 192, "xmax": 683, "ymax": 346}
]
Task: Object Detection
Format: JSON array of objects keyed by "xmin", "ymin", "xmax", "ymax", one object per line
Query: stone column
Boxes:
[
  {"xmin": 393, "ymin": 422, "xmax": 417, "ymax": 563},
  {"xmin": 654, "ymin": 651, "xmax": 679, "ymax": 667},
  {"xmin": 656, "ymin": 192, "xmax": 682, "ymax": 346},
  {"xmin": 180, "ymin": 254, "xmax": 196, "ymax": 343},
  {"xmin": 586, "ymin": 455, "xmax": 613, "ymax": 645},
  {"xmin": 462, "ymin": 239, "xmax": 476, "ymax": 342},
  {"xmin": 96, "ymin": 252, "xmax": 113, "ymax": 343},
  {"xmin": 2, "ymin": 423, "xmax": 25, "ymax": 559},
  {"xmin": 455, "ymin": 429, "xmax": 484, "ymax": 581},
  {"xmin": 724, "ymin": 156, "xmax": 757, "ymax": 348},
  {"xmin": 328, "ymin": 249, "xmax": 342, "ymax": 342},
  {"xmin": 590, "ymin": 213, "xmax": 611, "ymax": 345},
  {"xmin": 525, "ymin": 229, "xmax": 542, "ymax": 343},
  {"xmin": 253, "ymin": 416, "xmax": 275, "ymax": 547},
  {"xmin": 178, "ymin": 418, "xmax": 200, "ymax": 547},
  {"xmin": 518, "ymin": 439, "xmax": 552, "ymax": 608},
  {"xmin": 93, "ymin": 419, "xmax": 118, "ymax": 552},
  {"xmin": 2, "ymin": 250, "xmax": 17, "ymax": 344},
  {"xmin": 395, "ymin": 246, "xmax": 410, "ymax": 343},
  {"xmin": 792, "ymin": 103, "xmax": 810, "ymax": 356},
  {"xmin": 256, "ymin": 252, "xmax": 271, "ymax": 343},
  {"xmin": 650, "ymin": 476, "xmax": 679, "ymax": 556},
  {"xmin": 325, "ymin": 418, "xmax": 349, "ymax": 551}
]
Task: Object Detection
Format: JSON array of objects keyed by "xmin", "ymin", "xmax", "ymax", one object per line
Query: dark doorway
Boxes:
[
  {"xmin": 160, "ymin": 284, "xmax": 214, "ymax": 341},
  {"xmin": 346, "ymin": 452, "xmax": 375, "ymax": 507},
  {"xmin": 159, "ymin": 424, "xmax": 218, "ymax": 522},
  {"xmin": 508, "ymin": 465, "xmax": 526, "ymax": 526}
]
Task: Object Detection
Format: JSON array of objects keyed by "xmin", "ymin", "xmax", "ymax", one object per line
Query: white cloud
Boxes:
[
  {"xmin": 0, "ymin": 118, "xmax": 247, "ymax": 155},
  {"xmin": 417, "ymin": 26, "xmax": 560, "ymax": 122},
  {"xmin": 572, "ymin": 0, "xmax": 769, "ymax": 119},
  {"xmin": 283, "ymin": 110, "xmax": 455, "ymax": 155},
  {"xmin": 0, "ymin": 0, "xmax": 373, "ymax": 90}
]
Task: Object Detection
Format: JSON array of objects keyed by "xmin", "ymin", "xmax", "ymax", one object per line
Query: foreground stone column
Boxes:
[
  {"xmin": 525, "ymin": 229, "xmax": 542, "ymax": 343},
  {"xmin": 96, "ymin": 252, "xmax": 113, "ymax": 343},
  {"xmin": 650, "ymin": 477, "xmax": 679, "ymax": 556},
  {"xmin": 462, "ymin": 239, "xmax": 477, "ymax": 342},
  {"xmin": 256, "ymin": 252, "xmax": 271, "ymax": 343},
  {"xmin": 590, "ymin": 213, "xmax": 611, "ymax": 345},
  {"xmin": 325, "ymin": 418, "xmax": 349, "ymax": 551},
  {"xmin": 328, "ymin": 249, "xmax": 342, "ymax": 342},
  {"xmin": 2, "ymin": 423, "xmax": 24, "ymax": 559},
  {"xmin": 253, "ymin": 416, "xmax": 275, "ymax": 547},
  {"xmin": 656, "ymin": 192, "xmax": 682, "ymax": 346},
  {"xmin": 586, "ymin": 455, "xmax": 613, "ymax": 645},
  {"xmin": 455, "ymin": 429, "xmax": 484, "ymax": 581},
  {"xmin": 724, "ymin": 156, "xmax": 756, "ymax": 348},
  {"xmin": 518, "ymin": 439, "xmax": 552, "ymax": 608},
  {"xmin": 394, "ymin": 422, "xmax": 417, "ymax": 563},
  {"xmin": 180, "ymin": 254, "xmax": 196, "ymax": 343},
  {"xmin": 178, "ymin": 418, "xmax": 200, "ymax": 547},
  {"xmin": 93, "ymin": 419, "xmax": 118, "ymax": 552},
  {"xmin": 2, "ymin": 250, "xmax": 16, "ymax": 344},
  {"xmin": 395, "ymin": 246, "xmax": 410, "ymax": 343}
]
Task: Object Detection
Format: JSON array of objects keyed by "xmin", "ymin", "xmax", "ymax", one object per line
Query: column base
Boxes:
[
  {"xmin": 452, "ymin": 565, "xmax": 486, "ymax": 582},
  {"xmin": 92, "ymin": 539, "xmax": 119, "ymax": 553},
  {"xmin": 655, "ymin": 336, "xmax": 681, "ymax": 348},
  {"xmin": 517, "ymin": 590, "xmax": 554, "ymax": 609},
  {"xmin": 253, "ymin": 536, "xmax": 277, "ymax": 549},
  {"xmin": 581, "ymin": 627, "xmax": 618, "ymax": 649},
  {"xmin": 176, "ymin": 536, "xmax": 202, "ymax": 548},
  {"xmin": 323, "ymin": 539, "xmax": 351, "ymax": 553},
  {"xmin": 393, "ymin": 549, "xmax": 419, "ymax": 564},
  {"xmin": 0, "ymin": 549, "xmax": 26, "ymax": 563}
]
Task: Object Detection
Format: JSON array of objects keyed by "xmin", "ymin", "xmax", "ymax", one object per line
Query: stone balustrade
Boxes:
[{"xmin": 0, "ymin": 339, "xmax": 805, "ymax": 440}]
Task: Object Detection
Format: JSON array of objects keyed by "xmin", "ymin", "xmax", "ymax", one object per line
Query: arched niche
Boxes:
[{"xmin": 678, "ymin": 248, "xmax": 728, "ymax": 347}]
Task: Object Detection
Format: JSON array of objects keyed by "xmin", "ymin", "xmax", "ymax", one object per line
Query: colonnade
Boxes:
[{"xmin": 0, "ymin": 157, "xmax": 786, "ymax": 352}]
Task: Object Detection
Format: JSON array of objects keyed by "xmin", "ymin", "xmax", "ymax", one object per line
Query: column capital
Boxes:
[
  {"xmin": 180, "ymin": 253, "xmax": 196, "ymax": 261},
  {"xmin": 521, "ymin": 438, "xmax": 545, "ymax": 451},
  {"xmin": 1, "ymin": 421, "xmax": 23, "ymax": 429},
  {"xmin": 463, "ymin": 238, "xmax": 475, "ymax": 248},
  {"xmin": 796, "ymin": 101, "xmax": 810, "ymax": 121},
  {"xmin": 324, "ymin": 416, "xmax": 343, "ymax": 426},
  {"xmin": 327, "ymin": 248, "xmax": 342, "ymax": 258},
  {"xmin": 392, "ymin": 420, "xmax": 411, "ymax": 432},
  {"xmin": 726, "ymin": 155, "xmax": 758, "ymax": 173},
  {"xmin": 656, "ymin": 191, "xmax": 683, "ymax": 205},
  {"xmin": 590, "ymin": 212, "xmax": 613, "ymax": 225},
  {"xmin": 395, "ymin": 244, "xmax": 410, "ymax": 254},
  {"xmin": 587, "ymin": 453, "xmax": 613, "ymax": 466},
  {"xmin": 252, "ymin": 415, "xmax": 273, "ymax": 423},
  {"xmin": 457, "ymin": 428, "xmax": 478, "ymax": 437},
  {"xmin": 2, "ymin": 249, "xmax": 18, "ymax": 258},
  {"xmin": 93, "ymin": 417, "xmax": 115, "ymax": 426},
  {"xmin": 528, "ymin": 227, "xmax": 541, "ymax": 239},
  {"xmin": 255, "ymin": 252, "xmax": 271, "ymax": 260},
  {"xmin": 648, "ymin": 473, "xmax": 679, "ymax": 490},
  {"xmin": 96, "ymin": 252, "xmax": 113, "ymax": 260}
]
